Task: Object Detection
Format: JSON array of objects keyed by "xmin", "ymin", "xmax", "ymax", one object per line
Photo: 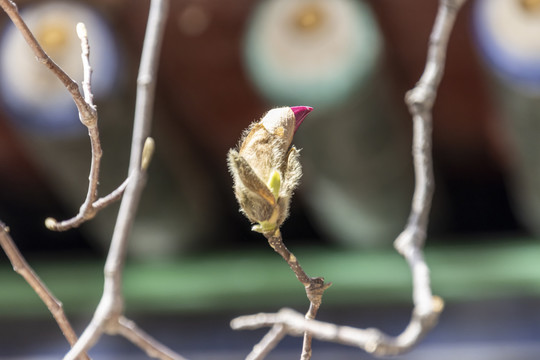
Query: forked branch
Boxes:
[
  {"xmin": 264, "ymin": 230, "xmax": 331, "ymax": 360},
  {"xmin": 231, "ymin": 0, "xmax": 466, "ymax": 357},
  {"xmin": 43, "ymin": 21, "xmax": 125, "ymax": 232},
  {"xmin": 0, "ymin": 0, "xmax": 129, "ymax": 232},
  {"xmin": 62, "ymin": 0, "xmax": 186, "ymax": 359},
  {"xmin": 1, "ymin": 0, "xmax": 184, "ymax": 358}
]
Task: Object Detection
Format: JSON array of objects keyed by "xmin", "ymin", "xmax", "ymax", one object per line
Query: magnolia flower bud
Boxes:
[{"xmin": 228, "ymin": 106, "xmax": 312, "ymax": 233}]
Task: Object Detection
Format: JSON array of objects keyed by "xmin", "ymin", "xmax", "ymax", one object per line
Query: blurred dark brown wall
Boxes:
[{"xmin": 0, "ymin": 0, "xmax": 523, "ymax": 253}]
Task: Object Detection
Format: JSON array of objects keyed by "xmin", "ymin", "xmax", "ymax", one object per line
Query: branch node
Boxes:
[
  {"xmin": 405, "ymin": 85, "xmax": 435, "ymax": 113},
  {"xmin": 138, "ymin": 74, "xmax": 152, "ymax": 86}
]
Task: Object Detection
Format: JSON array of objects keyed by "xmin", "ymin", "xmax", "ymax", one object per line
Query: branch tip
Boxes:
[
  {"xmin": 45, "ymin": 217, "xmax": 58, "ymax": 230},
  {"xmin": 76, "ymin": 22, "xmax": 87, "ymax": 40}
]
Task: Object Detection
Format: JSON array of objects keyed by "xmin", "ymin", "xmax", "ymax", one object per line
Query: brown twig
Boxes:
[
  {"xmin": 0, "ymin": 222, "xmax": 91, "ymax": 360},
  {"xmin": 232, "ymin": 0, "xmax": 466, "ymax": 356},
  {"xmin": 300, "ymin": 302, "xmax": 319, "ymax": 360},
  {"xmin": 258, "ymin": 230, "xmax": 330, "ymax": 360}
]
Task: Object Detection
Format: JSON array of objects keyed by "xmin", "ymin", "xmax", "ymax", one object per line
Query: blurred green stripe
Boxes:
[{"xmin": 0, "ymin": 240, "xmax": 539, "ymax": 317}]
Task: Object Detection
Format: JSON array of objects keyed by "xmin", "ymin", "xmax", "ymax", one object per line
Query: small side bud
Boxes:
[
  {"xmin": 252, "ymin": 220, "xmax": 278, "ymax": 234},
  {"xmin": 267, "ymin": 170, "xmax": 281, "ymax": 201},
  {"xmin": 432, "ymin": 295, "xmax": 445, "ymax": 313},
  {"xmin": 141, "ymin": 137, "xmax": 155, "ymax": 171}
]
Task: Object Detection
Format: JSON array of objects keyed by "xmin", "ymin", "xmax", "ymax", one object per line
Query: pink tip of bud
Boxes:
[{"xmin": 291, "ymin": 106, "xmax": 313, "ymax": 133}]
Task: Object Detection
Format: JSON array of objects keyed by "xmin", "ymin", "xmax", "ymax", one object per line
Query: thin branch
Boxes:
[
  {"xmin": 396, "ymin": 0, "xmax": 467, "ymax": 317},
  {"xmin": 0, "ymin": 222, "xmax": 90, "ymax": 360},
  {"xmin": 2, "ymin": 1, "xmax": 180, "ymax": 358},
  {"xmin": 246, "ymin": 324, "xmax": 287, "ymax": 360},
  {"xmin": 232, "ymin": 0, "xmax": 466, "ymax": 356},
  {"xmin": 42, "ymin": 21, "xmax": 103, "ymax": 232},
  {"xmin": 63, "ymin": 1, "xmax": 182, "ymax": 359},
  {"xmin": 0, "ymin": 1, "xmax": 127, "ymax": 231},
  {"xmin": 300, "ymin": 302, "xmax": 319, "ymax": 360},
  {"xmin": 237, "ymin": 228, "xmax": 331, "ymax": 359},
  {"xmin": 116, "ymin": 316, "xmax": 188, "ymax": 360},
  {"xmin": 77, "ymin": 22, "xmax": 95, "ymax": 108},
  {"xmin": 232, "ymin": 303, "xmax": 444, "ymax": 356},
  {"xmin": 260, "ymin": 230, "xmax": 330, "ymax": 360},
  {"xmin": 90, "ymin": 177, "xmax": 131, "ymax": 210},
  {"xmin": 45, "ymin": 177, "xmax": 131, "ymax": 231}
]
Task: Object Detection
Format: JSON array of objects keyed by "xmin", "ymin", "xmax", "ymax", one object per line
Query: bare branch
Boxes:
[
  {"xmin": 1, "ymin": 0, "xmax": 179, "ymax": 358},
  {"xmin": 246, "ymin": 324, "xmax": 287, "ymax": 360},
  {"xmin": 116, "ymin": 316, "xmax": 188, "ymax": 360},
  {"xmin": 300, "ymin": 302, "xmax": 319, "ymax": 360},
  {"xmin": 45, "ymin": 176, "xmax": 131, "ymax": 231},
  {"xmin": 0, "ymin": 222, "xmax": 90, "ymax": 360},
  {"xmin": 231, "ymin": 0, "xmax": 466, "ymax": 356},
  {"xmin": 63, "ymin": 1, "xmax": 184, "ymax": 359},
  {"xmin": 42, "ymin": 20, "xmax": 101, "ymax": 232},
  {"xmin": 396, "ymin": 0, "xmax": 466, "ymax": 317},
  {"xmin": 90, "ymin": 177, "xmax": 131, "ymax": 210},
  {"xmin": 0, "ymin": 1, "xmax": 129, "ymax": 231},
  {"xmin": 232, "ymin": 302, "xmax": 444, "ymax": 356}
]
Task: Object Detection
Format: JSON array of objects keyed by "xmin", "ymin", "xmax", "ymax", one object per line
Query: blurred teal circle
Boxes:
[{"xmin": 244, "ymin": 0, "xmax": 381, "ymax": 109}]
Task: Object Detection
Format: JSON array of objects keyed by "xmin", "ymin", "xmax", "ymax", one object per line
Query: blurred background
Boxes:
[{"xmin": 0, "ymin": 0, "xmax": 539, "ymax": 358}]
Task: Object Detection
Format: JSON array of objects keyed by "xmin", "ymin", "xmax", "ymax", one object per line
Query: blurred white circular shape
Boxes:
[
  {"xmin": 244, "ymin": 0, "xmax": 381, "ymax": 109},
  {"xmin": 474, "ymin": 0, "xmax": 540, "ymax": 93},
  {"xmin": 0, "ymin": 2, "xmax": 118, "ymax": 135}
]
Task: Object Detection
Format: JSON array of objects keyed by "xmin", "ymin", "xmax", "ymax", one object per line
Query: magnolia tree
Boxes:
[{"xmin": 0, "ymin": 0, "xmax": 466, "ymax": 359}]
